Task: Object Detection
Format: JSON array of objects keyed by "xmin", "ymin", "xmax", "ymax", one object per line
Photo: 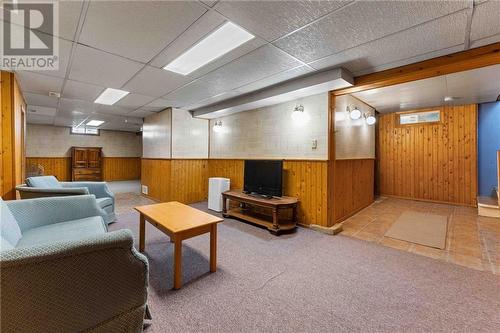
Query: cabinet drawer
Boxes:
[{"xmin": 73, "ymin": 168, "xmax": 100, "ymax": 175}]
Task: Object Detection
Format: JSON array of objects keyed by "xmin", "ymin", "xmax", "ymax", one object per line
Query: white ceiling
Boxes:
[
  {"xmin": 1, "ymin": 0, "xmax": 498, "ymax": 131},
  {"xmin": 352, "ymin": 64, "xmax": 500, "ymax": 113}
]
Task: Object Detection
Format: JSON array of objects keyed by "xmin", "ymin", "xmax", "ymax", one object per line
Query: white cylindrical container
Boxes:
[{"xmin": 208, "ymin": 177, "xmax": 230, "ymax": 212}]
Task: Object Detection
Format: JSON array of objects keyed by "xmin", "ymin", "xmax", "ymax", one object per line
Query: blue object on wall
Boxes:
[{"xmin": 478, "ymin": 101, "xmax": 500, "ymax": 197}]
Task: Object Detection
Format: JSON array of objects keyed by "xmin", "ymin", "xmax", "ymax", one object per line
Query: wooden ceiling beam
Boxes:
[{"xmin": 332, "ymin": 42, "xmax": 500, "ymax": 96}]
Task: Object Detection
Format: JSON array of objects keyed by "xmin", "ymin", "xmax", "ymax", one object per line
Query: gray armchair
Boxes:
[
  {"xmin": 0, "ymin": 195, "xmax": 148, "ymax": 332},
  {"xmin": 16, "ymin": 176, "xmax": 116, "ymax": 224}
]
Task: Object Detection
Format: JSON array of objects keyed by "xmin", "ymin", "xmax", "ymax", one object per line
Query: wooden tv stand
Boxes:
[{"xmin": 221, "ymin": 190, "xmax": 298, "ymax": 235}]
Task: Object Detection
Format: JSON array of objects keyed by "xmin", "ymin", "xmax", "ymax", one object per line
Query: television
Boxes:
[{"xmin": 243, "ymin": 160, "xmax": 283, "ymax": 197}]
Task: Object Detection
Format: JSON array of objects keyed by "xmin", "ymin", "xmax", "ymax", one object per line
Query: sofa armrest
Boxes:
[
  {"xmin": 0, "ymin": 229, "xmax": 148, "ymax": 333},
  {"xmin": 61, "ymin": 182, "xmax": 115, "ymax": 203},
  {"xmin": 5, "ymin": 195, "xmax": 107, "ymax": 232},
  {"xmin": 16, "ymin": 185, "xmax": 89, "ymax": 199}
]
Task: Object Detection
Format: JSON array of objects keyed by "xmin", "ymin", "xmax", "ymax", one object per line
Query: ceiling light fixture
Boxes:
[
  {"xmin": 213, "ymin": 120, "xmax": 223, "ymax": 133},
  {"xmin": 444, "ymin": 96, "xmax": 461, "ymax": 102},
  {"xmin": 86, "ymin": 120, "xmax": 105, "ymax": 127},
  {"xmin": 164, "ymin": 22, "xmax": 254, "ymax": 75},
  {"xmin": 94, "ymin": 88, "xmax": 129, "ymax": 105}
]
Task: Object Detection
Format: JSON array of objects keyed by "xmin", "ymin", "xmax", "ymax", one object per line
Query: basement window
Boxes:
[
  {"xmin": 70, "ymin": 126, "xmax": 100, "ymax": 135},
  {"xmin": 399, "ymin": 110, "xmax": 440, "ymax": 125}
]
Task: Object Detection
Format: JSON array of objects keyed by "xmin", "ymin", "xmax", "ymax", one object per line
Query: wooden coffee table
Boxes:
[{"xmin": 134, "ymin": 201, "xmax": 223, "ymax": 289}]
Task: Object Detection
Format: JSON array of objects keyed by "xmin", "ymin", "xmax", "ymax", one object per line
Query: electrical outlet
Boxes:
[
  {"xmin": 311, "ymin": 139, "xmax": 318, "ymax": 150},
  {"xmin": 141, "ymin": 185, "xmax": 148, "ymax": 195}
]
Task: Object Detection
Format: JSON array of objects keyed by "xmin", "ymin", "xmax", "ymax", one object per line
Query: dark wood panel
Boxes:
[
  {"xmin": 26, "ymin": 157, "xmax": 71, "ymax": 181},
  {"xmin": 377, "ymin": 105, "xmax": 477, "ymax": 206}
]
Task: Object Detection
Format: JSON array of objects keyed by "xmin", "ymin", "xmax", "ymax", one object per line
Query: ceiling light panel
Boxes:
[
  {"xmin": 94, "ymin": 88, "xmax": 130, "ymax": 105},
  {"xmin": 86, "ymin": 120, "xmax": 105, "ymax": 127},
  {"xmin": 164, "ymin": 22, "xmax": 254, "ymax": 75}
]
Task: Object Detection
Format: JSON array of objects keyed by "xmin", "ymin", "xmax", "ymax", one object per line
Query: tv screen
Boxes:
[{"xmin": 244, "ymin": 160, "xmax": 283, "ymax": 197}]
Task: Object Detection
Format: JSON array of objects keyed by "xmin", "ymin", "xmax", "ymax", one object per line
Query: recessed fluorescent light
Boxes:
[
  {"xmin": 164, "ymin": 22, "xmax": 254, "ymax": 75},
  {"xmin": 94, "ymin": 88, "xmax": 129, "ymax": 105},
  {"xmin": 86, "ymin": 120, "xmax": 105, "ymax": 127}
]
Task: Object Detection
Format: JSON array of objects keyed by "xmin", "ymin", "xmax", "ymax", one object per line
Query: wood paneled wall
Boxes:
[
  {"xmin": 26, "ymin": 156, "xmax": 141, "ymax": 182},
  {"xmin": 175, "ymin": 159, "xmax": 329, "ymax": 226},
  {"xmin": 378, "ymin": 105, "xmax": 477, "ymax": 206},
  {"xmin": 141, "ymin": 159, "xmax": 208, "ymax": 204},
  {"xmin": 1, "ymin": 71, "xmax": 25, "ymax": 199},
  {"xmin": 26, "ymin": 157, "xmax": 71, "ymax": 181},
  {"xmin": 334, "ymin": 159, "xmax": 374, "ymax": 222},
  {"xmin": 102, "ymin": 157, "xmax": 141, "ymax": 181}
]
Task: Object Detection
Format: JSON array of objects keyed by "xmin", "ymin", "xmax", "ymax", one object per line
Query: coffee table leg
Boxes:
[
  {"xmin": 173, "ymin": 238, "xmax": 182, "ymax": 289},
  {"xmin": 139, "ymin": 214, "xmax": 145, "ymax": 252},
  {"xmin": 210, "ymin": 224, "xmax": 217, "ymax": 273}
]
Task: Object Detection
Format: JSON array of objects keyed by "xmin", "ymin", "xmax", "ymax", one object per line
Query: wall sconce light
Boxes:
[
  {"xmin": 347, "ymin": 106, "xmax": 361, "ymax": 120},
  {"xmin": 364, "ymin": 113, "xmax": 376, "ymax": 125},
  {"xmin": 291, "ymin": 104, "xmax": 307, "ymax": 122},
  {"xmin": 213, "ymin": 120, "xmax": 223, "ymax": 133}
]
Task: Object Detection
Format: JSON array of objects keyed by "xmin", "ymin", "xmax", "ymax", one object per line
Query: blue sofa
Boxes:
[
  {"xmin": 16, "ymin": 175, "xmax": 116, "ymax": 224},
  {"xmin": 0, "ymin": 195, "xmax": 149, "ymax": 332}
]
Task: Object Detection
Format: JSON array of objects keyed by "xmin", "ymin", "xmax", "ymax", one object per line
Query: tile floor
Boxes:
[{"xmin": 340, "ymin": 197, "xmax": 500, "ymax": 274}]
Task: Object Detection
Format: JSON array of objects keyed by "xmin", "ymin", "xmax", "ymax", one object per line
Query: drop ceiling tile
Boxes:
[
  {"xmin": 116, "ymin": 94, "xmax": 156, "ymax": 109},
  {"xmin": 58, "ymin": 98, "xmax": 96, "ymax": 114},
  {"xmin": 201, "ymin": 1, "xmax": 219, "ymax": 7},
  {"xmin": 95, "ymin": 104, "xmax": 134, "ymax": 116},
  {"xmin": 24, "ymin": 93, "xmax": 59, "ymax": 108},
  {"xmin": 140, "ymin": 98, "xmax": 175, "ymax": 112},
  {"xmin": 150, "ymin": 11, "xmax": 226, "ymax": 68},
  {"xmin": 26, "ymin": 105, "xmax": 57, "ymax": 117},
  {"xmin": 185, "ymin": 91, "xmax": 239, "ymax": 110},
  {"xmin": 53, "ymin": 113, "xmax": 88, "ymax": 127},
  {"xmin": 122, "ymin": 65, "xmax": 192, "ymax": 97},
  {"xmin": 127, "ymin": 109, "xmax": 156, "ymax": 118},
  {"xmin": 26, "ymin": 113, "xmax": 54, "ymax": 125},
  {"xmin": 274, "ymin": 0, "xmax": 469, "ymax": 63},
  {"xmin": 309, "ymin": 11, "xmax": 468, "ymax": 75},
  {"xmin": 15, "ymin": 71, "xmax": 64, "ymax": 94},
  {"xmin": 199, "ymin": 45, "xmax": 303, "ymax": 92},
  {"xmin": 234, "ymin": 65, "xmax": 313, "ymax": 94},
  {"xmin": 63, "ymin": 80, "xmax": 105, "ymax": 102},
  {"xmin": 69, "ymin": 44, "xmax": 144, "ymax": 88},
  {"xmin": 164, "ymin": 79, "xmax": 227, "ymax": 106},
  {"xmin": 470, "ymin": 1, "xmax": 500, "ymax": 41},
  {"xmin": 470, "ymin": 33, "xmax": 500, "ymax": 48},
  {"xmin": 1, "ymin": 1, "xmax": 82, "ymax": 40},
  {"xmin": 214, "ymin": 0, "xmax": 350, "ymax": 41},
  {"xmin": 79, "ymin": 1, "xmax": 206, "ymax": 63},
  {"xmin": 27, "ymin": 38, "xmax": 73, "ymax": 79}
]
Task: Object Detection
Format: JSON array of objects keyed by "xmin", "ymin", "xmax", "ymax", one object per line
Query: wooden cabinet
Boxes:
[{"xmin": 71, "ymin": 147, "xmax": 102, "ymax": 181}]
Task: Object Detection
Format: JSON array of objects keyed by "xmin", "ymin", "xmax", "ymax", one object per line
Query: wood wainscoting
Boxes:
[
  {"xmin": 142, "ymin": 158, "xmax": 329, "ymax": 227},
  {"xmin": 334, "ymin": 159, "xmax": 374, "ymax": 222},
  {"xmin": 26, "ymin": 156, "xmax": 141, "ymax": 182},
  {"xmin": 141, "ymin": 159, "xmax": 208, "ymax": 204},
  {"xmin": 208, "ymin": 159, "xmax": 328, "ymax": 227},
  {"xmin": 378, "ymin": 105, "xmax": 477, "ymax": 206},
  {"xmin": 102, "ymin": 157, "xmax": 141, "ymax": 181},
  {"xmin": 26, "ymin": 157, "xmax": 71, "ymax": 181}
]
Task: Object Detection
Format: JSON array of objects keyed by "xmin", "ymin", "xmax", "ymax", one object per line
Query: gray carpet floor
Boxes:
[{"xmin": 110, "ymin": 202, "xmax": 500, "ymax": 332}]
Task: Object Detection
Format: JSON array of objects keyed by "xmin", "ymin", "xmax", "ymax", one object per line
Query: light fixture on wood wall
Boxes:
[
  {"xmin": 347, "ymin": 106, "xmax": 361, "ymax": 120},
  {"xmin": 213, "ymin": 120, "xmax": 223, "ymax": 133}
]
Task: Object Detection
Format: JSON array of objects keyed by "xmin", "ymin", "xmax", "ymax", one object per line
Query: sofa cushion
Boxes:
[
  {"xmin": 16, "ymin": 216, "xmax": 106, "ymax": 248},
  {"xmin": 96, "ymin": 197, "xmax": 113, "ymax": 208},
  {"xmin": 26, "ymin": 176, "xmax": 62, "ymax": 188},
  {"xmin": 1, "ymin": 235, "xmax": 15, "ymax": 251},
  {"xmin": 1, "ymin": 198, "xmax": 22, "ymax": 248}
]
